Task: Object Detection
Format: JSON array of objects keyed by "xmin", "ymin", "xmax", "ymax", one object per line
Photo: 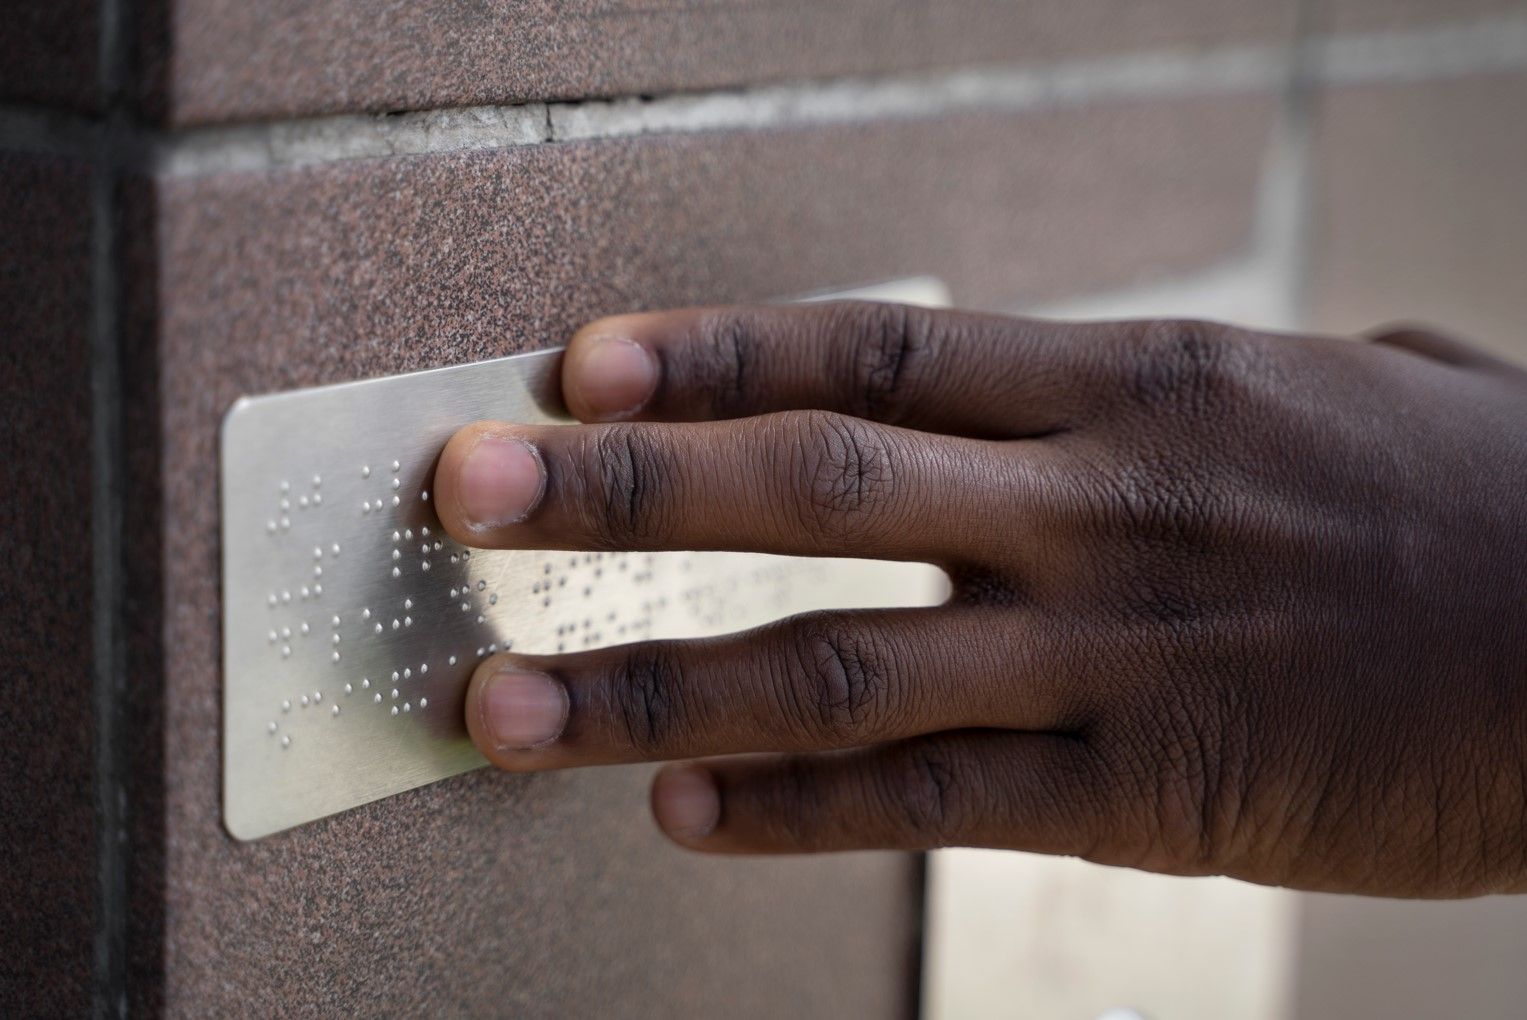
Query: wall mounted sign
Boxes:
[{"xmin": 222, "ymin": 279, "xmax": 949, "ymax": 839}]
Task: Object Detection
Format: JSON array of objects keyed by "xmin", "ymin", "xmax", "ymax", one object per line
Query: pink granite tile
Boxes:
[{"xmin": 137, "ymin": 0, "xmax": 1297, "ymax": 125}]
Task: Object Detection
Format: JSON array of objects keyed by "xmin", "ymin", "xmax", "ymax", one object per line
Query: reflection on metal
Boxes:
[{"xmin": 222, "ymin": 279, "xmax": 950, "ymax": 840}]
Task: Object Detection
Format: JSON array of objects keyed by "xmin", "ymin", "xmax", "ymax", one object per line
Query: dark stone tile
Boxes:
[
  {"xmin": 0, "ymin": 0, "xmax": 100, "ymax": 110},
  {"xmin": 1308, "ymin": 73, "xmax": 1527, "ymax": 363},
  {"xmin": 137, "ymin": 0, "xmax": 1297, "ymax": 125},
  {"xmin": 120, "ymin": 98, "xmax": 1273, "ymax": 1014},
  {"xmin": 0, "ymin": 153, "xmax": 96, "ymax": 1016}
]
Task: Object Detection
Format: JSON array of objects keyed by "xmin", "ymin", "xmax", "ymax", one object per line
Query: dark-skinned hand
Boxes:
[{"xmin": 431, "ymin": 303, "xmax": 1527, "ymax": 899}]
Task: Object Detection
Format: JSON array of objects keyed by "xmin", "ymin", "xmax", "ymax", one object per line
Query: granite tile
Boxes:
[
  {"xmin": 136, "ymin": 0, "xmax": 1297, "ymax": 125},
  {"xmin": 1321, "ymin": 0, "xmax": 1527, "ymax": 34},
  {"xmin": 0, "ymin": 153, "xmax": 96, "ymax": 1015},
  {"xmin": 0, "ymin": 0, "xmax": 100, "ymax": 111},
  {"xmin": 1308, "ymin": 73, "xmax": 1527, "ymax": 363},
  {"xmin": 122, "ymin": 99, "xmax": 1274, "ymax": 1013}
]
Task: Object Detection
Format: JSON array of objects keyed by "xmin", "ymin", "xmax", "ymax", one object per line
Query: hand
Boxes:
[{"xmin": 432, "ymin": 303, "xmax": 1527, "ymax": 898}]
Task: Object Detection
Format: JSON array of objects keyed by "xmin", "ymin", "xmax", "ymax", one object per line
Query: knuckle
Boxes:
[
  {"xmin": 784, "ymin": 410, "xmax": 899, "ymax": 545},
  {"xmin": 1121, "ymin": 319, "xmax": 1244, "ymax": 413},
  {"xmin": 784, "ymin": 617, "xmax": 901, "ymax": 741},
  {"xmin": 880, "ymin": 742, "xmax": 968, "ymax": 844},
  {"xmin": 603, "ymin": 644, "xmax": 689, "ymax": 754},
  {"xmin": 572, "ymin": 424, "xmax": 675, "ymax": 548},
  {"xmin": 685, "ymin": 310, "xmax": 760, "ymax": 410},
  {"xmin": 830, "ymin": 301, "xmax": 929, "ymax": 422}
]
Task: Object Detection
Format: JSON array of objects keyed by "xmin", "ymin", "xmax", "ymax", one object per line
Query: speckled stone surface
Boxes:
[
  {"xmin": 0, "ymin": 154, "xmax": 96, "ymax": 1015},
  {"xmin": 1321, "ymin": 0, "xmax": 1526, "ymax": 33},
  {"xmin": 122, "ymin": 102, "xmax": 1272, "ymax": 1014},
  {"xmin": 1308, "ymin": 73, "xmax": 1527, "ymax": 363},
  {"xmin": 0, "ymin": 0, "xmax": 99, "ymax": 110},
  {"xmin": 136, "ymin": 0, "xmax": 1297, "ymax": 125}
]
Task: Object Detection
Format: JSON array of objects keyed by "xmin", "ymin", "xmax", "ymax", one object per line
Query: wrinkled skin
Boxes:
[{"xmin": 432, "ymin": 303, "xmax": 1527, "ymax": 898}]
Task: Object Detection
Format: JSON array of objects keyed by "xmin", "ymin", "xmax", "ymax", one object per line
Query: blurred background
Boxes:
[{"xmin": 3, "ymin": 0, "xmax": 1524, "ymax": 1016}]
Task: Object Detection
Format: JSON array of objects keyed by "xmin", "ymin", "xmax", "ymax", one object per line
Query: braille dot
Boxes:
[
  {"xmin": 448, "ymin": 655, "xmax": 457, "ymax": 666},
  {"xmin": 404, "ymin": 616, "xmax": 412, "ymax": 627},
  {"xmin": 392, "ymin": 619, "xmax": 400, "ymax": 630},
  {"xmin": 405, "ymin": 529, "xmax": 414, "ymax": 541},
  {"xmin": 361, "ymin": 678, "xmax": 370, "ymax": 688},
  {"xmin": 312, "ymin": 474, "xmax": 322, "ymax": 487},
  {"xmin": 461, "ymin": 602, "xmax": 469, "ymax": 611},
  {"xmin": 331, "ymin": 651, "xmax": 340, "ymax": 663},
  {"xmin": 420, "ymin": 663, "xmax": 429, "ymax": 674},
  {"xmin": 476, "ymin": 615, "xmax": 484, "ymax": 624},
  {"xmin": 477, "ymin": 648, "xmax": 485, "ymax": 657},
  {"xmin": 298, "ymin": 495, "xmax": 310, "ymax": 508},
  {"xmin": 268, "ymin": 594, "xmax": 278, "ymax": 607},
  {"xmin": 489, "ymin": 594, "xmax": 498, "ymax": 605},
  {"xmin": 362, "ymin": 465, "xmax": 371, "ymax": 478},
  {"xmin": 280, "ymin": 517, "xmax": 291, "ymax": 530},
  {"xmin": 419, "ymin": 543, "xmax": 428, "ymax": 554},
  {"xmin": 280, "ymin": 481, "xmax": 290, "ymax": 493},
  {"xmin": 392, "ymin": 478, "xmax": 401, "ymax": 491},
  {"xmin": 331, "ymin": 615, "xmax": 341, "ymax": 627},
  {"xmin": 463, "ymin": 550, "xmax": 471, "ymax": 559},
  {"xmin": 392, "ymin": 530, "xmax": 401, "ymax": 542},
  {"xmin": 267, "ymin": 630, "xmax": 278, "ymax": 643},
  {"xmin": 391, "ymin": 706, "xmax": 399, "ymax": 716},
  {"xmin": 362, "ymin": 608, "xmax": 371, "ymax": 619},
  {"xmin": 313, "ymin": 584, "xmax": 322, "ymax": 595},
  {"xmin": 487, "ymin": 643, "xmax": 497, "ymax": 653},
  {"xmin": 313, "ymin": 565, "xmax": 322, "ymax": 578},
  {"xmin": 343, "ymin": 683, "xmax": 353, "ymax": 695},
  {"xmin": 421, "ymin": 490, "xmax": 430, "ymax": 502},
  {"xmin": 392, "ymin": 567, "xmax": 401, "ymax": 578},
  {"xmin": 300, "ymin": 695, "xmax": 309, "ymax": 707},
  {"xmin": 392, "ymin": 460, "xmax": 401, "ymax": 472},
  {"xmin": 331, "ymin": 634, "xmax": 340, "ymax": 645},
  {"xmin": 404, "ymin": 598, "xmax": 413, "ymax": 610},
  {"xmin": 403, "ymin": 702, "xmax": 411, "ymax": 713},
  {"xmin": 450, "ymin": 555, "xmax": 459, "ymax": 565},
  {"xmin": 392, "ymin": 549, "xmax": 401, "ymax": 561},
  {"xmin": 449, "ymin": 588, "xmax": 458, "ymax": 598},
  {"xmin": 281, "ymin": 735, "xmax": 291, "ymax": 748},
  {"xmin": 282, "ymin": 700, "xmax": 291, "ymax": 712},
  {"xmin": 331, "ymin": 543, "xmax": 340, "ymax": 555},
  {"xmin": 477, "ymin": 580, "xmax": 487, "ymax": 591},
  {"xmin": 403, "ymin": 667, "xmax": 412, "ymax": 679},
  {"xmin": 391, "ymin": 689, "xmax": 399, "ymax": 699},
  {"xmin": 362, "ymin": 502, "xmax": 371, "ymax": 514},
  {"xmin": 266, "ymin": 520, "xmax": 277, "ymax": 534},
  {"xmin": 281, "ymin": 646, "xmax": 291, "ymax": 658},
  {"xmin": 374, "ymin": 623, "xmax": 383, "ymax": 634},
  {"xmin": 314, "ymin": 691, "xmax": 322, "ymax": 702},
  {"xmin": 433, "ymin": 541, "xmax": 442, "ymax": 552},
  {"xmin": 373, "ymin": 499, "xmax": 383, "ymax": 511},
  {"xmin": 331, "ymin": 705, "xmax": 340, "ymax": 717},
  {"xmin": 392, "ymin": 671, "xmax": 400, "ymax": 681},
  {"xmin": 300, "ymin": 586, "xmax": 310, "ymax": 599},
  {"xmin": 374, "ymin": 693, "xmax": 382, "ymax": 703},
  {"xmin": 312, "ymin": 493, "xmax": 322, "ymax": 505},
  {"xmin": 419, "ymin": 698, "xmax": 428, "ymax": 708}
]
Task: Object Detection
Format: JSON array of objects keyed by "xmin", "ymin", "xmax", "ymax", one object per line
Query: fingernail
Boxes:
[
  {"xmin": 652, "ymin": 765, "xmax": 720, "ymax": 839},
  {"xmin": 574, "ymin": 336, "xmax": 658, "ymax": 420},
  {"xmin": 481, "ymin": 670, "xmax": 568, "ymax": 750},
  {"xmin": 457, "ymin": 436, "xmax": 545, "ymax": 529}
]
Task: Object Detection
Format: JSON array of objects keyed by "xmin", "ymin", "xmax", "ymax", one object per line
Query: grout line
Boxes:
[
  {"xmin": 4, "ymin": 15, "xmax": 1527, "ymax": 175},
  {"xmin": 91, "ymin": 0, "xmax": 129, "ymax": 1013}
]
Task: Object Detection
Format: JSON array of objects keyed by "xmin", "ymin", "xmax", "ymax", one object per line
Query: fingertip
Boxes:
[
  {"xmin": 432, "ymin": 423, "xmax": 546, "ymax": 541},
  {"xmin": 564, "ymin": 318, "xmax": 661, "ymax": 422},
  {"xmin": 651, "ymin": 763, "xmax": 721, "ymax": 845}
]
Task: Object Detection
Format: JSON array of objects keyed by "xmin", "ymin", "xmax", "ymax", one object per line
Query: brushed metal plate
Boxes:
[{"xmin": 222, "ymin": 279, "xmax": 950, "ymax": 840}]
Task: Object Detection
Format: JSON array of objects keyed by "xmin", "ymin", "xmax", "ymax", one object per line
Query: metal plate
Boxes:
[{"xmin": 222, "ymin": 279, "xmax": 950, "ymax": 840}]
